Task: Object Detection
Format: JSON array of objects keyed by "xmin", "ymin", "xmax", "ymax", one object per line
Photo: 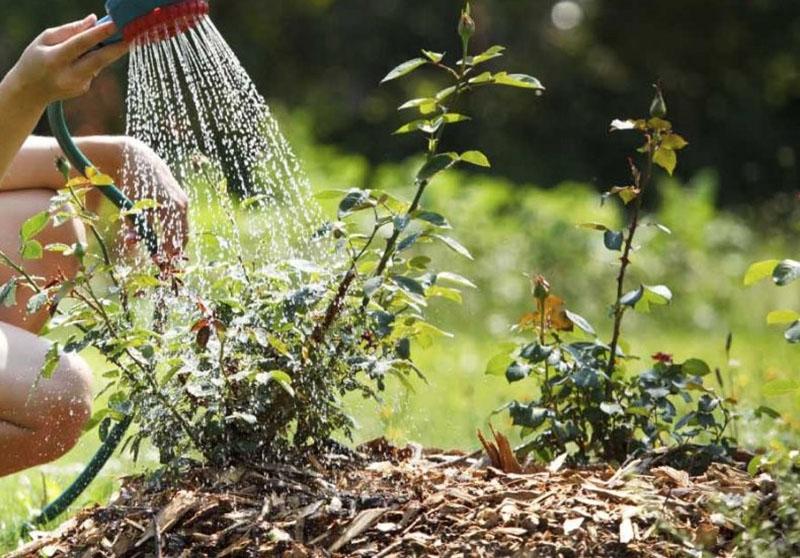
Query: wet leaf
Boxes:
[
  {"xmin": 603, "ymin": 230, "xmax": 624, "ymax": 251},
  {"xmin": 421, "ymin": 50, "xmax": 444, "ymax": 63},
  {"xmin": 786, "ymin": 321, "xmax": 800, "ymax": 344},
  {"xmin": 417, "ymin": 153, "xmax": 457, "ymax": 182},
  {"xmin": 564, "ymin": 310, "xmax": 596, "ymax": 336},
  {"xmin": 744, "ymin": 259, "xmax": 780, "ymax": 286},
  {"xmin": 20, "ymin": 211, "xmax": 49, "ymax": 242},
  {"xmin": 381, "ymin": 57, "xmax": 427, "ymax": 83},
  {"xmin": 471, "ymin": 45, "xmax": 505, "ymax": 65},
  {"xmin": 773, "ymin": 259, "xmax": 800, "ymax": 286},
  {"xmin": 493, "ymin": 72, "xmax": 544, "ymax": 90},
  {"xmin": 0, "ymin": 278, "xmax": 17, "ymax": 308},
  {"xmin": 431, "ymin": 234, "xmax": 473, "ymax": 259}
]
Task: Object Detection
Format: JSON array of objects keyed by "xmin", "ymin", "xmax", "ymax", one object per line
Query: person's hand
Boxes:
[
  {"xmin": 123, "ymin": 139, "xmax": 190, "ymax": 258},
  {"xmin": 8, "ymin": 14, "xmax": 128, "ymax": 106}
]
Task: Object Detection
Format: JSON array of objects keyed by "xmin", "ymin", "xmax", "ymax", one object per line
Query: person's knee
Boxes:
[{"xmin": 36, "ymin": 352, "xmax": 93, "ymax": 462}]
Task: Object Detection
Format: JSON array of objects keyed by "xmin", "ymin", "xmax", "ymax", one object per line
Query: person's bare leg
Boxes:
[
  {"xmin": 0, "ymin": 322, "xmax": 92, "ymax": 477},
  {"xmin": 0, "ymin": 188, "xmax": 92, "ymax": 476},
  {"xmin": 0, "ymin": 189, "xmax": 86, "ymax": 333}
]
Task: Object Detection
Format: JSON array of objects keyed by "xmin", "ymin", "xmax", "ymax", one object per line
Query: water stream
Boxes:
[{"xmin": 122, "ymin": 13, "xmax": 329, "ymax": 272}]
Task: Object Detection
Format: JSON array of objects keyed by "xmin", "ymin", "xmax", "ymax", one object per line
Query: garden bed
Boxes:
[{"xmin": 10, "ymin": 439, "xmax": 762, "ymax": 557}]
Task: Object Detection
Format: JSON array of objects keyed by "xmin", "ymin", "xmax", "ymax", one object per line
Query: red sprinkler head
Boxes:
[{"xmin": 122, "ymin": 0, "xmax": 210, "ymax": 44}]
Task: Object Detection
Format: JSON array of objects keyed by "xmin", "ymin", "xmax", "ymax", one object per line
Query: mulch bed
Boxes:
[{"xmin": 9, "ymin": 439, "xmax": 763, "ymax": 557}]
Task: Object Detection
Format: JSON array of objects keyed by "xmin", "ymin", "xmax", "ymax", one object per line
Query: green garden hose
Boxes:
[{"xmin": 29, "ymin": 103, "xmax": 158, "ymax": 528}]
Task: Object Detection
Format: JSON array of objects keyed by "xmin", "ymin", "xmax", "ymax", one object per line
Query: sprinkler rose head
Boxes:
[{"xmin": 99, "ymin": 0, "xmax": 210, "ymax": 44}]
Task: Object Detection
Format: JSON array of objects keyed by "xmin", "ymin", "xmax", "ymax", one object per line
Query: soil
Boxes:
[{"xmin": 8, "ymin": 439, "xmax": 761, "ymax": 557}]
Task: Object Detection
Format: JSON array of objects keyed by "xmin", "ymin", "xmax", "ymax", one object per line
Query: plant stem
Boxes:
[
  {"xmin": 606, "ymin": 144, "xmax": 655, "ymax": 395},
  {"xmin": 0, "ymin": 250, "xmax": 42, "ymax": 293}
]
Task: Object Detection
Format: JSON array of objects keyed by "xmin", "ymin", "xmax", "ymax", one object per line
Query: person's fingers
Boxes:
[
  {"xmin": 59, "ymin": 21, "xmax": 120, "ymax": 62},
  {"xmin": 72, "ymin": 41, "xmax": 129, "ymax": 78},
  {"xmin": 40, "ymin": 14, "xmax": 97, "ymax": 46}
]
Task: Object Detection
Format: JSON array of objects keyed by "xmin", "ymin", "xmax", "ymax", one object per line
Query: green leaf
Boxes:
[
  {"xmin": 0, "ymin": 278, "xmax": 17, "ymax": 308},
  {"xmin": 381, "ymin": 57, "xmax": 427, "ymax": 83},
  {"xmin": 363, "ymin": 277, "xmax": 383, "ymax": 298},
  {"xmin": 417, "ymin": 153, "xmax": 457, "ymax": 182},
  {"xmin": 437, "ymin": 272, "xmax": 477, "ymax": 289},
  {"xmin": 506, "ymin": 362, "xmax": 531, "ymax": 383},
  {"xmin": 442, "ymin": 113, "xmax": 471, "ymax": 124},
  {"xmin": 337, "ymin": 189, "xmax": 374, "ymax": 218},
  {"xmin": 468, "ymin": 71, "xmax": 494, "ymax": 85},
  {"xmin": 418, "ymin": 118, "xmax": 444, "ymax": 134},
  {"xmin": 20, "ymin": 211, "xmax": 49, "ymax": 242},
  {"xmin": 412, "ymin": 210, "xmax": 450, "ymax": 228},
  {"xmin": 744, "ymin": 260, "xmax": 780, "ymax": 286},
  {"xmin": 27, "ymin": 291, "xmax": 49, "ymax": 314},
  {"xmin": 21, "ymin": 240, "xmax": 44, "ymax": 260},
  {"xmin": 460, "ymin": 151, "xmax": 491, "ymax": 168},
  {"xmin": 471, "ymin": 45, "xmax": 505, "ymax": 65},
  {"xmin": 603, "ymin": 230, "xmax": 624, "ymax": 251},
  {"xmin": 564, "ymin": 310, "xmax": 596, "ymax": 336},
  {"xmin": 485, "ymin": 343, "xmax": 516, "ymax": 376},
  {"xmin": 258, "ymin": 371, "xmax": 295, "ymax": 397},
  {"xmin": 397, "ymin": 232, "xmax": 421, "ymax": 252},
  {"xmin": 634, "ymin": 285, "xmax": 673, "ymax": 313},
  {"xmin": 786, "ymin": 321, "xmax": 800, "ymax": 344},
  {"xmin": 435, "ymin": 85, "xmax": 457, "ymax": 101},
  {"xmin": 41, "ymin": 342, "xmax": 61, "ymax": 380},
  {"xmin": 654, "ymin": 147, "xmax": 677, "ymax": 175},
  {"xmin": 767, "ymin": 310, "xmax": 800, "ymax": 325},
  {"xmin": 398, "ymin": 98, "xmax": 438, "ymax": 115},
  {"xmin": 662, "ymin": 133, "xmax": 688, "ymax": 150},
  {"xmin": 682, "ymin": 358, "xmax": 711, "ymax": 377},
  {"xmin": 773, "ymin": 259, "xmax": 800, "ymax": 286},
  {"xmin": 393, "ymin": 120, "xmax": 426, "ymax": 135},
  {"xmin": 493, "ymin": 72, "xmax": 544, "ymax": 90},
  {"xmin": 578, "ymin": 222, "xmax": 609, "ymax": 231},
  {"xmin": 620, "ymin": 286, "xmax": 644, "ymax": 307},
  {"xmin": 408, "ymin": 256, "xmax": 431, "ymax": 270},
  {"xmin": 427, "ymin": 285, "xmax": 463, "ymax": 304},
  {"xmin": 392, "ymin": 275, "xmax": 426, "ymax": 296},
  {"xmin": 432, "ymin": 234, "xmax": 473, "ymax": 260},
  {"xmin": 421, "ymin": 50, "xmax": 444, "ymax": 63}
]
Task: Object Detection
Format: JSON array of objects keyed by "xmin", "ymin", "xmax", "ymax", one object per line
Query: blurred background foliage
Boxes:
[{"xmin": 1, "ymin": 0, "xmax": 799, "ymax": 208}]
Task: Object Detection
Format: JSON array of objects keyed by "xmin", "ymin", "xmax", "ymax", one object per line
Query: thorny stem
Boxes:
[
  {"xmin": 538, "ymin": 297, "xmax": 554, "ymax": 412},
  {"xmin": 312, "ymin": 55, "xmax": 474, "ymax": 346},
  {"xmin": 605, "ymin": 141, "xmax": 656, "ymax": 396}
]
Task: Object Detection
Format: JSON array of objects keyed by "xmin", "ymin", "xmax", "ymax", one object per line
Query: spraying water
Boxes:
[{"xmin": 121, "ymin": 11, "xmax": 330, "ymax": 270}]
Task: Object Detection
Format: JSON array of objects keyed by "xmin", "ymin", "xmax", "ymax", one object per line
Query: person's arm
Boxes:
[
  {"xmin": 0, "ymin": 14, "xmax": 127, "ymax": 186},
  {"xmin": 1, "ymin": 135, "xmax": 189, "ymax": 256}
]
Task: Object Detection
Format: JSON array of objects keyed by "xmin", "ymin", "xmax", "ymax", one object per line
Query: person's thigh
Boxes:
[
  {"xmin": 0, "ymin": 320, "xmax": 92, "ymax": 477},
  {"xmin": 0, "ymin": 188, "xmax": 86, "ymax": 333}
]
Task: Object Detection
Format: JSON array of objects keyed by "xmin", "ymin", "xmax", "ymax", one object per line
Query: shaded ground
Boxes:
[{"xmin": 9, "ymin": 440, "xmax": 759, "ymax": 557}]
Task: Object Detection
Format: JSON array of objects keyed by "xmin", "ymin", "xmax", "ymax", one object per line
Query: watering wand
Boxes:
[{"xmin": 32, "ymin": 0, "xmax": 210, "ymax": 529}]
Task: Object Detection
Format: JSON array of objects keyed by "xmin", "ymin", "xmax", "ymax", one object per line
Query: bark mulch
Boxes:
[{"xmin": 9, "ymin": 438, "xmax": 762, "ymax": 557}]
